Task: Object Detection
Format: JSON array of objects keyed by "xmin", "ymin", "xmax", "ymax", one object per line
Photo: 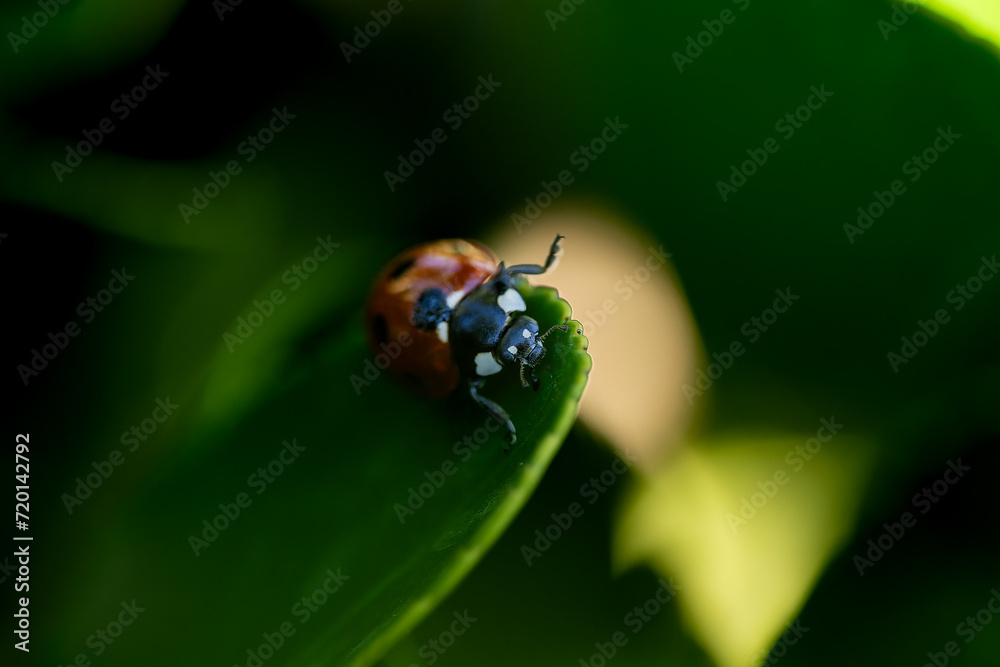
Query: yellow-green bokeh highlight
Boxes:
[
  {"xmin": 922, "ymin": 0, "xmax": 1000, "ymax": 52},
  {"xmin": 616, "ymin": 434, "xmax": 875, "ymax": 667}
]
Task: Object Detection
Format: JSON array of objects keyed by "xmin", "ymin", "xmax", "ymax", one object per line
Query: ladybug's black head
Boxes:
[{"xmin": 495, "ymin": 316, "xmax": 569, "ymax": 388}]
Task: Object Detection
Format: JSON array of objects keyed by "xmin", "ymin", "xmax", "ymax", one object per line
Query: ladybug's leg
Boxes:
[
  {"xmin": 468, "ymin": 379, "xmax": 517, "ymax": 451},
  {"xmin": 519, "ymin": 362, "xmax": 540, "ymax": 392},
  {"xmin": 506, "ymin": 234, "xmax": 564, "ymax": 277}
]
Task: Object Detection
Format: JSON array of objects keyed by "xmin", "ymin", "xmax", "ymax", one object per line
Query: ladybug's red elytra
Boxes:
[{"xmin": 365, "ymin": 234, "xmax": 569, "ymax": 448}]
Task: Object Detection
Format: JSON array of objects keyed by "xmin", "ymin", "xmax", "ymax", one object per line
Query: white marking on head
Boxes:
[
  {"xmin": 521, "ymin": 328, "xmax": 531, "ymax": 339},
  {"xmin": 507, "ymin": 345, "xmax": 518, "ymax": 355},
  {"xmin": 497, "ymin": 288, "xmax": 526, "ymax": 314},
  {"xmin": 446, "ymin": 290, "xmax": 465, "ymax": 308},
  {"xmin": 436, "ymin": 321, "xmax": 449, "ymax": 343},
  {"xmin": 475, "ymin": 352, "xmax": 503, "ymax": 376}
]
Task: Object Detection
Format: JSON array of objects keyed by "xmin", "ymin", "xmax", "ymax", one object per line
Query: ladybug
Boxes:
[{"xmin": 365, "ymin": 234, "xmax": 569, "ymax": 447}]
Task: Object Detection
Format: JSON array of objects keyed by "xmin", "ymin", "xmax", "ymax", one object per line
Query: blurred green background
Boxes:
[{"xmin": 4, "ymin": 0, "xmax": 999, "ymax": 666}]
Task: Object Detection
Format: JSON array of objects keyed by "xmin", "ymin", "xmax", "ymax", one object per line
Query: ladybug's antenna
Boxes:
[{"xmin": 538, "ymin": 324, "xmax": 569, "ymax": 343}]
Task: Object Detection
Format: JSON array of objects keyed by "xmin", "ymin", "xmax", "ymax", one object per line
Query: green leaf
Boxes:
[{"xmin": 44, "ymin": 284, "xmax": 590, "ymax": 667}]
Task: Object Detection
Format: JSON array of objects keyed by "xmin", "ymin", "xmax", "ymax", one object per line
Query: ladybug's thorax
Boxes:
[{"xmin": 449, "ymin": 270, "xmax": 533, "ymax": 378}]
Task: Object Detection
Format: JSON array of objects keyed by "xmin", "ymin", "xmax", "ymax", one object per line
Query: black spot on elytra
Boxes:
[
  {"xmin": 389, "ymin": 258, "xmax": 415, "ymax": 280},
  {"xmin": 372, "ymin": 314, "xmax": 388, "ymax": 345},
  {"xmin": 412, "ymin": 288, "xmax": 450, "ymax": 331}
]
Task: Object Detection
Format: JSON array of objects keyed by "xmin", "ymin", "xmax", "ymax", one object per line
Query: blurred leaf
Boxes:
[
  {"xmin": 0, "ymin": 0, "xmax": 187, "ymax": 98},
  {"xmin": 921, "ymin": 0, "xmax": 1000, "ymax": 50},
  {"xmin": 41, "ymin": 284, "xmax": 590, "ymax": 667},
  {"xmin": 615, "ymin": 433, "xmax": 874, "ymax": 667}
]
